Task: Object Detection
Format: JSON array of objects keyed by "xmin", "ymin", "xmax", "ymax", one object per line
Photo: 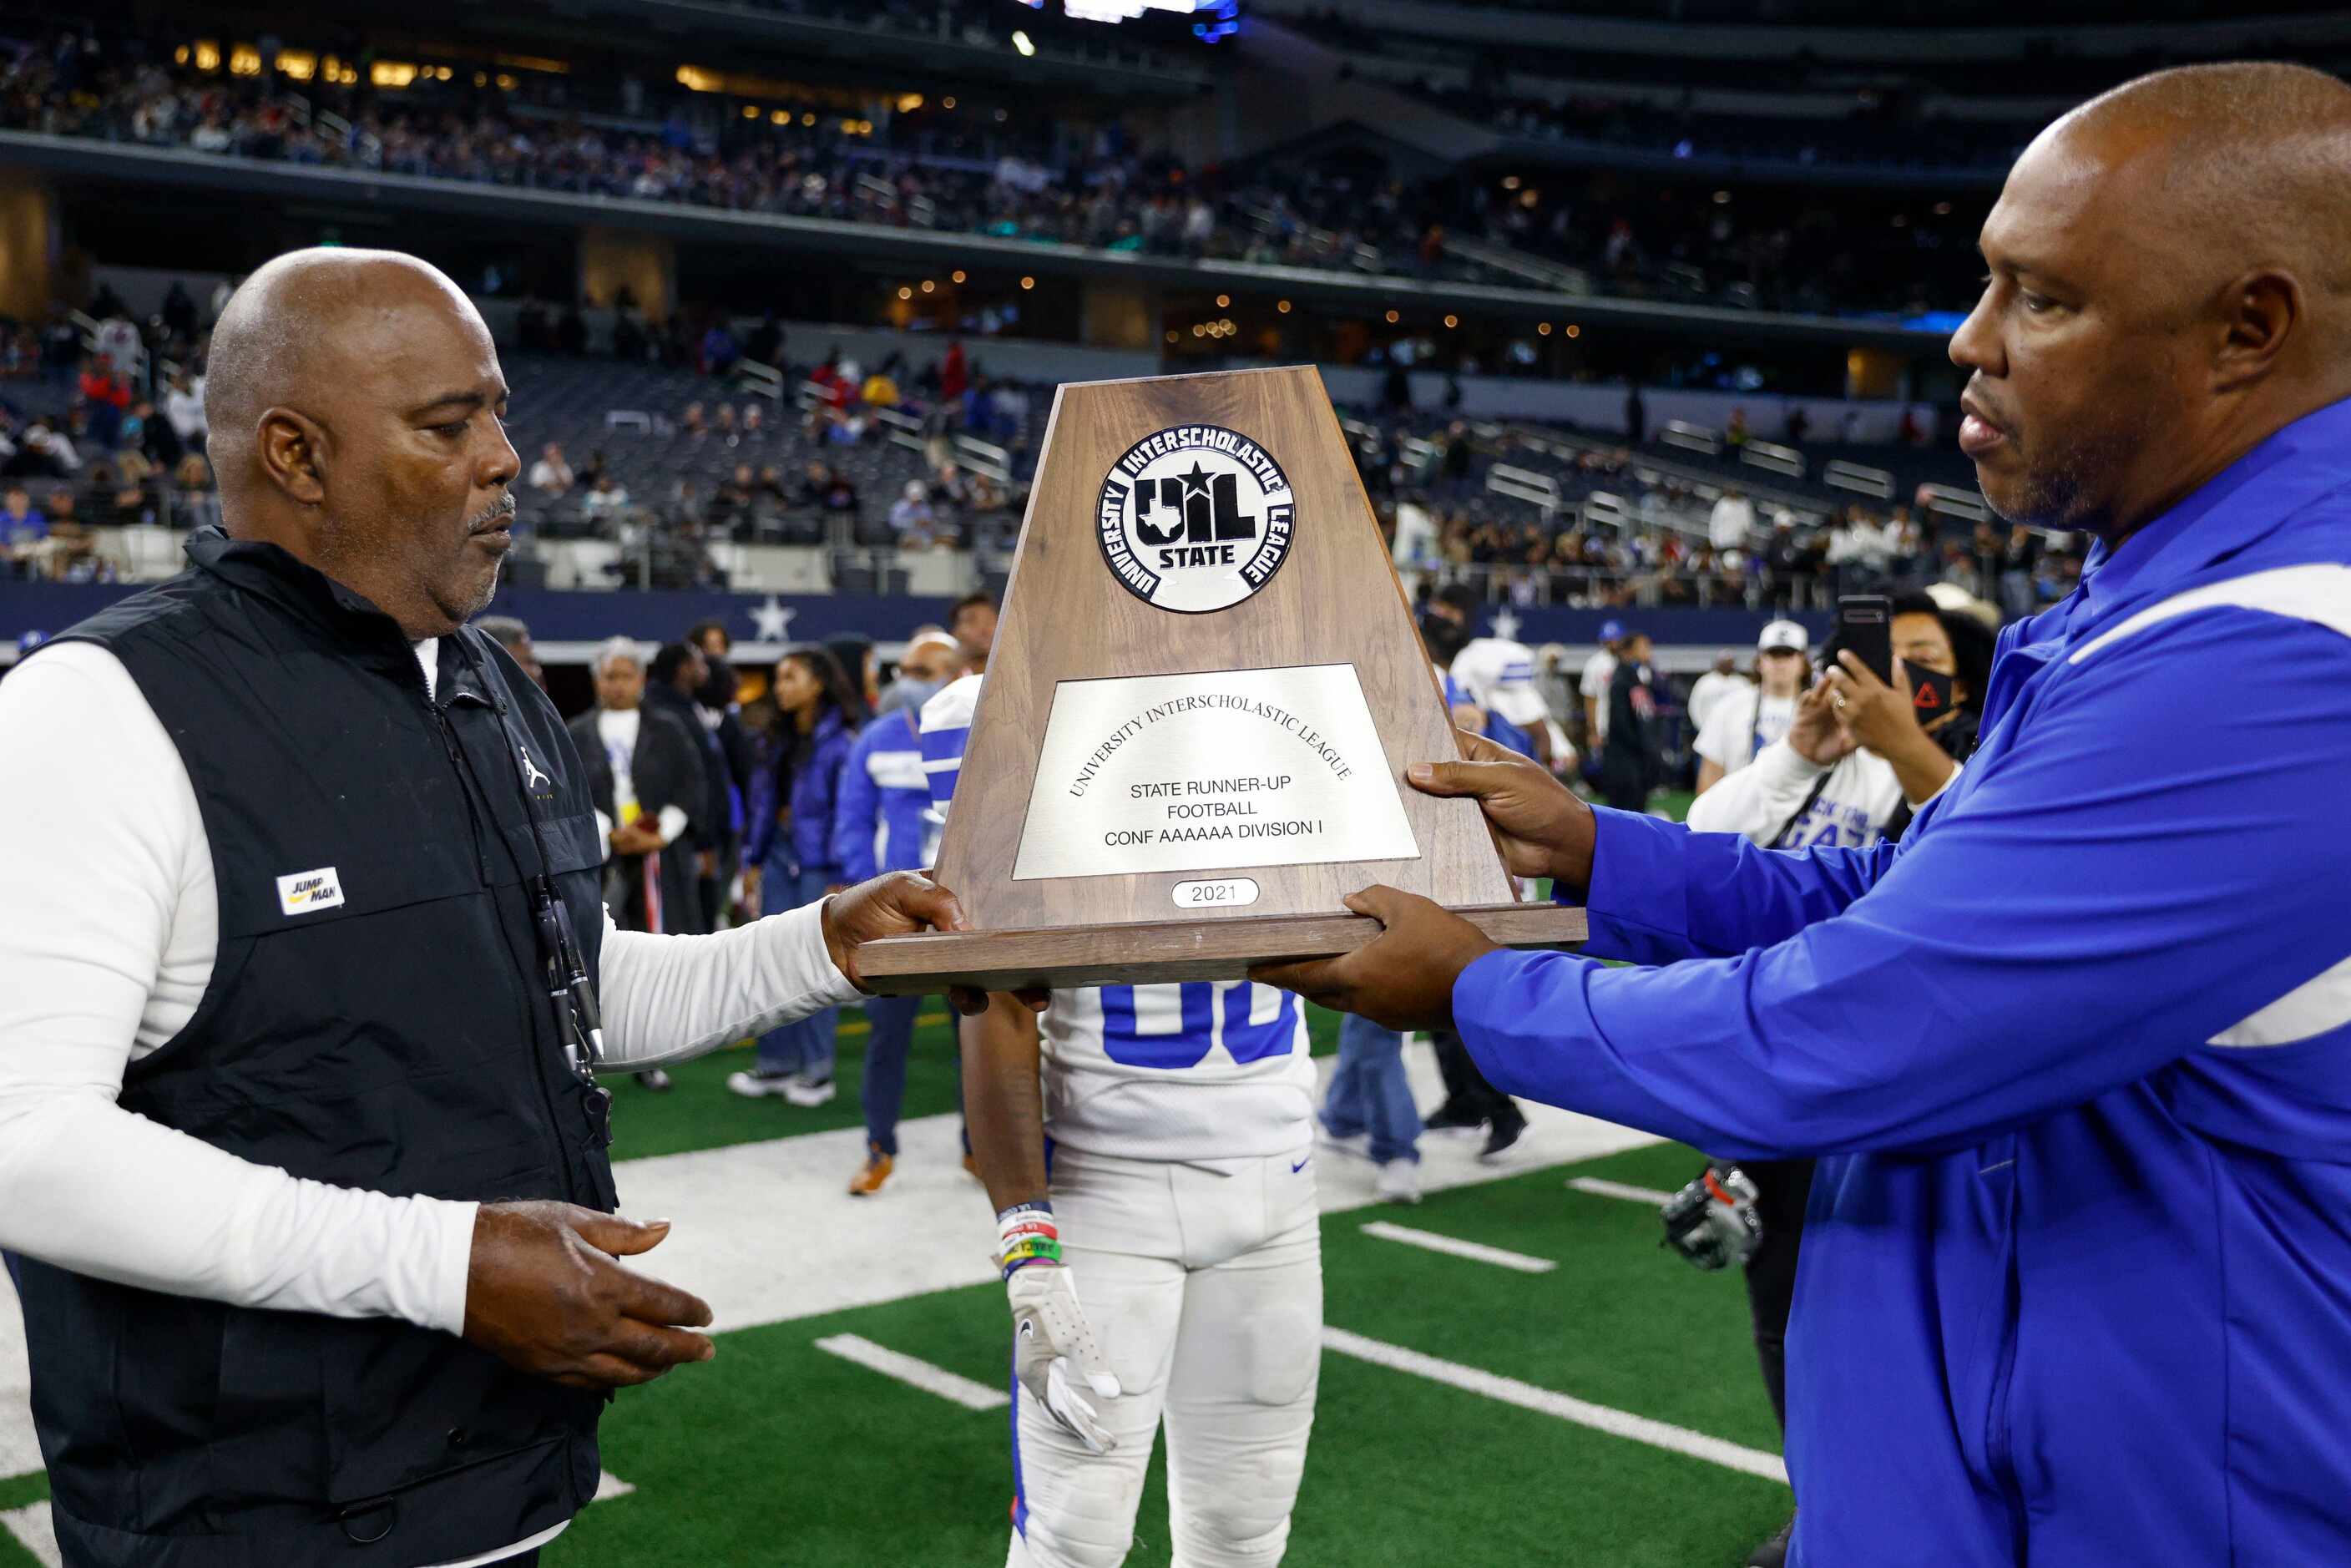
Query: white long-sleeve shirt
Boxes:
[
  {"xmin": 1682, "ymin": 733, "xmax": 1957, "ymax": 851},
  {"xmin": 0, "ymin": 640, "xmax": 861, "ymax": 1337}
]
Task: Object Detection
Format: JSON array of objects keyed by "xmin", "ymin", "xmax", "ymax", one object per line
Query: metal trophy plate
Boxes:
[{"xmin": 857, "ymin": 365, "xmax": 1585, "ymax": 994}]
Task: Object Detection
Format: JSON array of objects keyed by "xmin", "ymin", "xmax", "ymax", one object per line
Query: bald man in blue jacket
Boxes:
[{"xmin": 1259, "ymin": 63, "xmax": 2351, "ymax": 1565}]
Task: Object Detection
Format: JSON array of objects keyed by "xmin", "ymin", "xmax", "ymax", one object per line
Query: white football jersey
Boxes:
[
  {"xmin": 1449, "ymin": 636, "xmax": 1550, "ymax": 730},
  {"xmin": 920, "ymin": 675, "xmax": 1317, "ymax": 1161}
]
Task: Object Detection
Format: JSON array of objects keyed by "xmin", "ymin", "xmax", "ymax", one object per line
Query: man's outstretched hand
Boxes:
[
  {"xmin": 1411, "ymin": 730, "xmax": 1599, "ymax": 897},
  {"xmin": 820, "ymin": 870, "xmax": 1047, "ymax": 1016},
  {"xmin": 463, "ymin": 1201, "xmax": 715, "ymax": 1390},
  {"xmin": 1251, "ymin": 886, "xmax": 1499, "ymax": 1032}
]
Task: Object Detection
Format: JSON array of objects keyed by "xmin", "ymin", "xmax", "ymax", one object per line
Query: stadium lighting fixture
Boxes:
[
  {"xmin": 1384, "ymin": 310, "xmax": 1399, "ymax": 324},
  {"xmin": 1277, "ymin": 300, "xmax": 1291, "ymax": 314},
  {"xmin": 952, "ymin": 270, "xmax": 968, "ymax": 284},
  {"xmin": 1502, "ymin": 175, "xmax": 1521, "ymax": 190},
  {"xmin": 1013, "ymin": 31, "xmax": 1037, "ymax": 56},
  {"xmin": 922, "ymin": 280, "xmax": 936, "ymax": 294},
  {"xmin": 1565, "ymin": 323, "xmax": 1582, "ymax": 338},
  {"xmin": 1933, "ymin": 200, "xmax": 1954, "ymax": 215},
  {"xmin": 1216, "ymin": 294, "xmax": 1231, "ymax": 308},
  {"xmin": 1443, "ymin": 314, "xmax": 1459, "ymax": 329},
  {"xmin": 1167, "ymin": 331, "xmax": 1180, "ymax": 343},
  {"xmin": 899, "ymin": 94, "xmax": 924, "ymax": 112},
  {"xmin": 741, "ymin": 105, "xmax": 758, "ymax": 119},
  {"xmin": 1020, "ymin": 276, "xmax": 1036, "ymax": 290},
  {"xmin": 1713, "ymin": 190, "xmax": 1732, "ymax": 204},
  {"xmin": 943, "ymin": 96, "xmax": 957, "ymax": 109},
  {"xmin": 802, "ymin": 112, "xmax": 817, "ymax": 126},
  {"xmin": 897, "ymin": 287, "xmax": 913, "ymax": 301},
  {"xmin": 1538, "ymin": 322, "xmax": 1552, "ymax": 336}
]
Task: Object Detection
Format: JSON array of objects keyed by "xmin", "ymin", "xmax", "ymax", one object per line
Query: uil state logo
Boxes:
[{"xmin": 1095, "ymin": 423, "xmax": 1296, "ymax": 613}]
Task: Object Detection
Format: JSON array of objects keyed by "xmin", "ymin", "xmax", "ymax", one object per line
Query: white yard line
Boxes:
[
  {"xmin": 1566, "ymin": 1176, "xmax": 1676, "ymax": 1206},
  {"xmin": 813, "ymin": 1334, "xmax": 1009, "ymax": 1412},
  {"xmin": 1322, "ymin": 1328, "xmax": 1788, "ymax": 1486},
  {"xmin": 1359, "ymin": 1221, "xmax": 1557, "ymax": 1274},
  {"xmin": 0, "ymin": 1502, "xmax": 59, "ymax": 1568}
]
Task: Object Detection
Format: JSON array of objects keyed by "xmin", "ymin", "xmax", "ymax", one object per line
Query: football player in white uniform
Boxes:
[{"xmin": 920, "ymin": 675, "xmax": 1322, "ymax": 1568}]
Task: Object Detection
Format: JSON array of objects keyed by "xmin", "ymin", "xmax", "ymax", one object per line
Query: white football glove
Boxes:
[{"xmin": 1006, "ymin": 1264, "xmax": 1123, "ymax": 1453}]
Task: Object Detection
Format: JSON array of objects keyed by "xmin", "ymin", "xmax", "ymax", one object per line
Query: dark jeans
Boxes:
[
  {"xmin": 859, "ymin": 992, "xmax": 923, "ymax": 1156},
  {"xmin": 755, "ymin": 862, "xmax": 840, "ymax": 1078},
  {"xmin": 1739, "ymin": 1156, "xmax": 1817, "ymax": 1430},
  {"xmin": 1430, "ymin": 1027, "xmax": 1520, "ymax": 1128},
  {"xmin": 1322, "ymin": 1012, "xmax": 1421, "ymax": 1164}
]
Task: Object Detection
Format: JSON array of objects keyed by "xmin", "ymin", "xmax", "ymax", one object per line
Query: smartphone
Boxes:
[{"xmin": 1836, "ymin": 594, "xmax": 1894, "ymax": 686}]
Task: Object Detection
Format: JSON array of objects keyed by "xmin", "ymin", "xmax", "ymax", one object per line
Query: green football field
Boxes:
[{"xmin": 0, "ymin": 794, "xmax": 1788, "ymax": 1566}]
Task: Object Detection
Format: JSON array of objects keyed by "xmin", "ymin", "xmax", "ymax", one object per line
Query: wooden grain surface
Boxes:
[
  {"xmin": 857, "ymin": 903, "xmax": 1590, "ymax": 994},
  {"xmin": 937, "ymin": 363, "xmax": 1514, "ymax": 937}
]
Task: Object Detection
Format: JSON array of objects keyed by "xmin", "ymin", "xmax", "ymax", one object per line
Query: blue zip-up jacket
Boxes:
[
  {"xmin": 832, "ymin": 707, "xmax": 933, "ymax": 882},
  {"xmin": 746, "ymin": 706, "xmax": 853, "ymax": 878},
  {"xmin": 1455, "ymin": 396, "xmax": 2351, "ymax": 1565}
]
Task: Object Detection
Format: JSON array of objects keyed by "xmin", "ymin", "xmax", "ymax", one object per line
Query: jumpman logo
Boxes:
[{"xmin": 518, "ymin": 745, "xmax": 552, "ymax": 792}]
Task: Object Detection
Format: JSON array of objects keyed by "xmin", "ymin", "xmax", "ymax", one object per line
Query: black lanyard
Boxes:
[{"xmin": 451, "ymin": 637, "xmax": 614, "ymax": 1149}]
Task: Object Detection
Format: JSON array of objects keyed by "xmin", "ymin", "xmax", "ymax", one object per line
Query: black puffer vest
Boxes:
[{"xmin": 19, "ymin": 529, "xmax": 617, "ymax": 1566}]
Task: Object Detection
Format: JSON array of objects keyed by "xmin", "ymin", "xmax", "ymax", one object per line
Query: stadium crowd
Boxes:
[
  {"xmin": 6, "ymin": 25, "xmax": 2019, "ymax": 316},
  {"xmin": 3, "ymin": 262, "xmax": 2087, "ymax": 618}
]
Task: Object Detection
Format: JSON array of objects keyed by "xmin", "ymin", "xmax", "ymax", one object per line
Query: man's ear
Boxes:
[
  {"xmin": 2212, "ymin": 268, "xmax": 2301, "ymax": 394},
  {"xmin": 255, "ymin": 407, "xmax": 329, "ymax": 507}
]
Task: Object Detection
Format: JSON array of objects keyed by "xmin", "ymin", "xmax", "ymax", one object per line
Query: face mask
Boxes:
[
  {"xmin": 1909, "ymin": 666, "xmax": 1958, "ymax": 726},
  {"xmin": 877, "ymin": 674, "xmax": 947, "ymax": 718}
]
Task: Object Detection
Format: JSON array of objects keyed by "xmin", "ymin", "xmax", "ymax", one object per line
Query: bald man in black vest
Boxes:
[{"xmin": 0, "ymin": 249, "xmax": 984, "ymax": 1567}]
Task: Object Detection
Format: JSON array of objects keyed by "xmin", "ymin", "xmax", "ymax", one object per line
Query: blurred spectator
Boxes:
[
  {"xmin": 173, "ymin": 454, "xmax": 219, "ymax": 529},
  {"xmin": 940, "ymin": 339, "xmax": 968, "ymax": 402},
  {"xmin": 1696, "ymin": 620, "xmax": 1810, "ymax": 795},
  {"xmin": 1708, "ymin": 486, "xmax": 1755, "ymax": 554},
  {"xmin": 745, "ymin": 311, "xmax": 784, "ymax": 368},
  {"xmin": 528, "ymin": 442, "xmax": 574, "ymax": 498},
  {"xmin": 889, "ymin": 481, "xmax": 943, "ymax": 550},
  {"xmin": 78, "ymin": 357, "xmax": 132, "ymax": 447},
  {"xmin": 1686, "ymin": 649, "xmax": 1746, "ymax": 736},
  {"xmin": 580, "ymin": 473, "xmax": 631, "ymax": 524},
  {"xmin": 0, "ymin": 486, "xmax": 45, "ymax": 578},
  {"xmin": 700, "ymin": 321, "xmax": 738, "ymax": 377}
]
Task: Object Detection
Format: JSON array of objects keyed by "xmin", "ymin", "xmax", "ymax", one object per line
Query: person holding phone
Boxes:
[{"xmin": 1685, "ymin": 594, "xmax": 1990, "ymax": 850}]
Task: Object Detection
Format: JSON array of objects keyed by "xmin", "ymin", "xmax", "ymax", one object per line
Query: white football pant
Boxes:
[{"xmin": 1007, "ymin": 1144, "xmax": 1322, "ymax": 1568}]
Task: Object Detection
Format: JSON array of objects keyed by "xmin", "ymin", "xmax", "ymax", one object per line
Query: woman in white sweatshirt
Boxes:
[{"xmin": 1686, "ymin": 593, "xmax": 1990, "ymax": 850}]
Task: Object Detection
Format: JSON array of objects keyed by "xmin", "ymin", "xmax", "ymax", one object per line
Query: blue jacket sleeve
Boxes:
[
  {"xmin": 743, "ymin": 746, "xmax": 779, "ymax": 867},
  {"xmin": 1460, "ymin": 611, "xmax": 2351, "ymax": 1159},
  {"xmin": 1577, "ymin": 806, "xmax": 1896, "ymax": 966},
  {"xmin": 832, "ymin": 728, "xmax": 881, "ymax": 884}
]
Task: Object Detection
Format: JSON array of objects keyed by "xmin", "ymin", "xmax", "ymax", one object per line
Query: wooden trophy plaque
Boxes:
[{"xmin": 858, "ymin": 364, "xmax": 1586, "ymax": 994}]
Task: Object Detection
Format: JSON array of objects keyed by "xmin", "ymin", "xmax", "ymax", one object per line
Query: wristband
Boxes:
[{"xmin": 998, "ymin": 1200, "xmax": 1062, "ymax": 1278}]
